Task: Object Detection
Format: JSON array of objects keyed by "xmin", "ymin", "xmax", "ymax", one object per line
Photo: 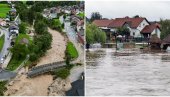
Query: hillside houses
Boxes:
[
  {"xmin": 93, "ymin": 16, "xmax": 161, "ymax": 42},
  {"xmin": 0, "ymin": 19, "xmax": 6, "ymax": 26},
  {"xmin": 42, "ymin": 8, "xmax": 57, "ymax": 19}
]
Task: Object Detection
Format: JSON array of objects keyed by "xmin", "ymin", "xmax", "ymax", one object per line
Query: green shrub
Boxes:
[
  {"xmin": 54, "ymin": 68, "xmax": 70, "ymax": 79},
  {"xmin": 61, "ymin": 23, "xmax": 64, "ymax": 29},
  {"xmin": 19, "ymin": 22, "xmax": 27, "ymax": 34},
  {"xmin": 0, "ymin": 81, "xmax": 7, "ymax": 96},
  {"xmin": 29, "ymin": 53, "xmax": 38, "ymax": 62}
]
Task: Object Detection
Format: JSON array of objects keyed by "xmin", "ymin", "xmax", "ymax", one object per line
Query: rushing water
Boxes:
[{"xmin": 86, "ymin": 48, "xmax": 170, "ymax": 96}]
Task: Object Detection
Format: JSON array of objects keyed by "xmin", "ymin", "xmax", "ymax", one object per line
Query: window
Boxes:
[{"xmin": 133, "ymin": 32, "xmax": 135, "ymax": 36}]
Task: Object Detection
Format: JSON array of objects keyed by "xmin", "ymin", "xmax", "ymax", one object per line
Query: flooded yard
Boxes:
[{"xmin": 86, "ymin": 48, "xmax": 170, "ymax": 96}]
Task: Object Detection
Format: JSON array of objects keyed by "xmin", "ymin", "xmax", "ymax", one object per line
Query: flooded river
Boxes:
[{"xmin": 86, "ymin": 48, "xmax": 170, "ymax": 96}]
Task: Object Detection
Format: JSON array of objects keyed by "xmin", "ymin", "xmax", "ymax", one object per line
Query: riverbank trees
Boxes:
[
  {"xmin": 90, "ymin": 12, "xmax": 102, "ymax": 22},
  {"xmin": 160, "ymin": 19, "xmax": 170, "ymax": 39},
  {"xmin": 86, "ymin": 23, "xmax": 106, "ymax": 45}
]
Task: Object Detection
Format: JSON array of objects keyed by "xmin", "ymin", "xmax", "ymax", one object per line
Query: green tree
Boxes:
[
  {"xmin": 19, "ymin": 22, "xmax": 26, "ymax": 34},
  {"xmin": 86, "ymin": 24, "xmax": 106, "ymax": 44},
  {"xmin": 10, "ymin": 43, "xmax": 29, "ymax": 60},
  {"xmin": 49, "ymin": 19, "xmax": 62, "ymax": 32},
  {"xmin": 160, "ymin": 19, "xmax": 170, "ymax": 39},
  {"xmin": 26, "ymin": 1, "xmax": 34, "ymax": 5},
  {"xmin": 90, "ymin": 12, "xmax": 102, "ymax": 22},
  {"xmin": 27, "ymin": 9, "xmax": 35, "ymax": 25},
  {"xmin": 86, "ymin": 24, "xmax": 94, "ymax": 44},
  {"xmin": 35, "ymin": 12, "xmax": 44, "ymax": 21},
  {"xmin": 34, "ymin": 21, "xmax": 48, "ymax": 34},
  {"xmin": 117, "ymin": 27, "xmax": 130, "ymax": 39},
  {"xmin": 20, "ymin": 9, "xmax": 28, "ymax": 22},
  {"xmin": 34, "ymin": 33, "xmax": 52, "ymax": 52}
]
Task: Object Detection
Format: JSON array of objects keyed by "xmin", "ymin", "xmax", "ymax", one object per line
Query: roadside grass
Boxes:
[
  {"xmin": 0, "ymin": 4, "xmax": 10, "ymax": 18},
  {"xmin": 6, "ymin": 56, "xmax": 24, "ymax": 71},
  {"xmin": 0, "ymin": 81, "xmax": 7, "ymax": 96},
  {"xmin": 0, "ymin": 35, "xmax": 5, "ymax": 52},
  {"xmin": 66, "ymin": 42, "xmax": 78, "ymax": 59}
]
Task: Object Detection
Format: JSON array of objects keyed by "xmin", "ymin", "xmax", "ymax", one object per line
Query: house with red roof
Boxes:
[{"xmin": 92, "ymin": 16, "xmax": 161, "ymax": 41}]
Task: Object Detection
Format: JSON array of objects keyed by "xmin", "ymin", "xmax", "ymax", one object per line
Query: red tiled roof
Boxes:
[
  {"xmin": 92, "ymin": 19, "xmax": 113, "ymax": 27},
  {"xmin": 141, "ymin": 24, "xmax": 159, "ymax": 33},
  {"xmin": 108, "ymin": 17, "xmax": 145, "ymax": 28}
]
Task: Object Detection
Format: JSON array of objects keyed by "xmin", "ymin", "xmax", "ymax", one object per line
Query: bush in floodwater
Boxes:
[{"xmin": 54, "ymin": 68, "xmax": 70, "ymax": 79}]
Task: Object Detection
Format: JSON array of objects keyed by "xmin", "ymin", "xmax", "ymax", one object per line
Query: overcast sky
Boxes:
[{"xmin": 86, "ymin": 0, "xmax": 170, "ymax": 21}]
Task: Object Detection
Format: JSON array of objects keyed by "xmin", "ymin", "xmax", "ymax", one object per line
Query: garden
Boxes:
[{"xmin": 0, "ymin": 4, "xmax": 10, "ymax": 18}]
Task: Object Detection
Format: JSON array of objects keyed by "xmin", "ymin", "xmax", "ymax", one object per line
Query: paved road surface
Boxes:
[
  {"xmin": 0, "ymin": 27, "xmax": 11, "ymax": 65},
  {"xmin": 0, "ymin": 70, "xmax": 16, "ymax": 81},
  {"xmin": 64, "ymin": 18, "xmax": 84, "ymax": 63}
]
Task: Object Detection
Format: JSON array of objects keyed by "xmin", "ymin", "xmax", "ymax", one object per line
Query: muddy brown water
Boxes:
[{"xmin": 86, "ymin": 48, "xmax": 170, "ymax": 96}]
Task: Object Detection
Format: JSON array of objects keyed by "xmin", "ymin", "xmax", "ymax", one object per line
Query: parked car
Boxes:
[{"xmin": 1, "ymin": 58, "xmax": 4, "ymax": 64}]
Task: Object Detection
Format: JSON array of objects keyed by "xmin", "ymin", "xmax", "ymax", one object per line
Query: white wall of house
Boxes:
[
  {"xmin": 129, "ymin": 19, "xmax": 149, "ymax": 38},
  {"xmin": 131, "ymin": 29, "xmax": 142, "ymax": 37},
  {"xmin": 151, "ymin": 28, "xmax": 161, "ymax": 38},
  {"xmin": 110, "ymin": 28, "xmax": 116, "ymax": 32},
  {"xmin": 136, "ymin": 19, "xmax": 149, "ymax": 32},
  {"xmin": 100, "ymin": 27, "xmax": 109, "ymax": 30}
]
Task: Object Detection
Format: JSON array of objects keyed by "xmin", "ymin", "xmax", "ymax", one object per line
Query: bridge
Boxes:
[{"xmin": 27, "ymin": 61, "xmax": 66, "ymax": 78}]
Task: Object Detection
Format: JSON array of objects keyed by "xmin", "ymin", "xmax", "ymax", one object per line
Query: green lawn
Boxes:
[
  {"xmin": 6, "ymin": 56, "xmax": 24, "ymax": 71},
  {"xmin": 66, "ymin": 42, "xmax": 78, "ymax": 59},
  {"xmin": 15, "ymin": 33, "xmax": 32, "ymax": 44},
  {"xmin": 0, "ymin": 4, "xmax": 10, "ymax": 18},
  {"xmin": 0, "ymin": 35, "xmax": 5, "ymax": 52}
]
